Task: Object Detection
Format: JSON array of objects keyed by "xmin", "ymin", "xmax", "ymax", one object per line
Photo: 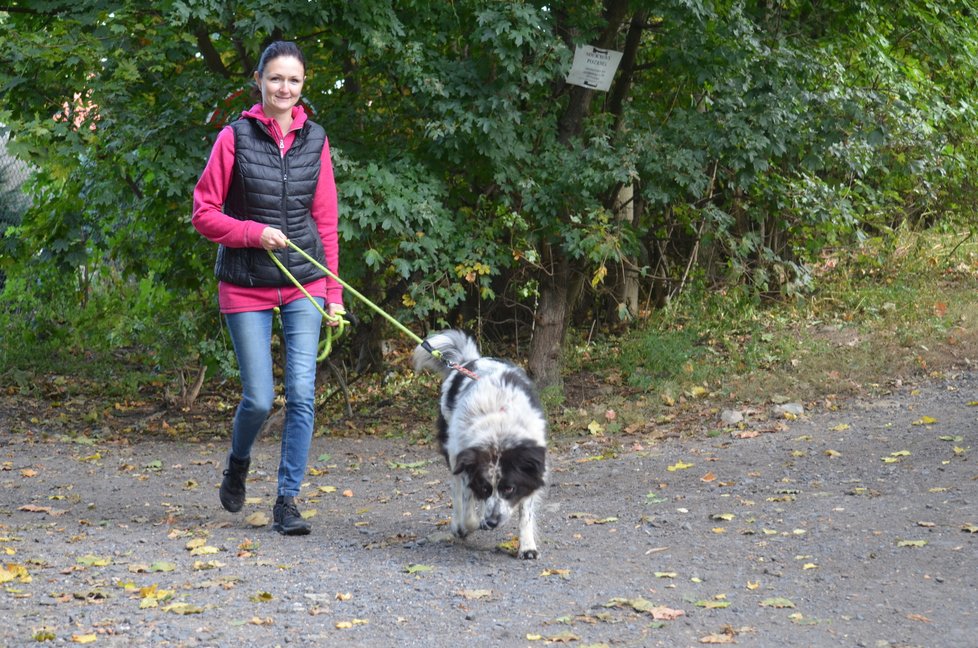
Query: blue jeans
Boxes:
[{"xmin": 225, "ymin": 297, "xmax": 323, "ymax": 497}]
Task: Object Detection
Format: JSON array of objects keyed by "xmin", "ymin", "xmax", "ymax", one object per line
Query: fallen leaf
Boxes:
[
  {"xmin": 700, "ymin": 630, "xmax": 736, "ymax": 644},
  {"xmin": 911, "ymin": 416, "xmax": 938, "ymax": 426},
  {"xmin": 540, "ymin": 569, "xmax": 571, "ymax": 578},
  {"xmin": 896, "ymin": 539, "xmax": 927, "ymax": 548},
  {"xmin": 404, "ymin": 563, "xmax": 433, "ymax": 574},
  {"xmin": 71, "ymin": 634, "xmax": 98, "ymax": 644},
  {"xmin": 962, "ymin": 524, "xmax": 978, "ymax": 534},
  {"xmin": 760, "ymin": 597, "xmax": 795, "ymax": 608},
  {"xmin": 701, "ymin": 472, "xmax": 717, "ymax": 482},
  {"xmin": 695, "ymin": 600, "xmax": 731, "ymax": 609},
  {"xmin": 245, "ymin": 512, "xmax": 269, "ymax": 527},
  {"xmin": 459, "ymin": 589, "xmax": 492, "ymax": 600},
  {"xmin": 667, "ymin": 461, "xmax": 694, "ymax": 472}
]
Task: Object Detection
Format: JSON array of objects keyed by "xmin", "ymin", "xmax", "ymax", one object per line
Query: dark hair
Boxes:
[{"xmin": 251, "ymin": 41, "xmax": 306, "ymax": 98}]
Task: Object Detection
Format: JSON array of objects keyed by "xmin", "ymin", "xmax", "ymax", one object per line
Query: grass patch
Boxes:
[{"xmin": 570, "ymin": 228, "xmax": 978, "ymax": 419}]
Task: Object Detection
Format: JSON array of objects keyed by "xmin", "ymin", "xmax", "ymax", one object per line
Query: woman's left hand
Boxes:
[{"xmin": 325, "ymin": 303, "xmax": 345, "ymax": 327}]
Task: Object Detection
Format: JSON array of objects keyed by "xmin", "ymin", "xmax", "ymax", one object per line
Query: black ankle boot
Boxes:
[
  {"xmin": 219, "ymin": 454, "xmax": 250, "ymax": 513},
  {"xmin": 273, "ymin": 496, "xmax": 311, "ymax": 536}
]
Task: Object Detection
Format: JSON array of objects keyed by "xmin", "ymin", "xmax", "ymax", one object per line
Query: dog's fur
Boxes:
[{"xmin": 413, "ymin": 330, "xmax": 547, "ymax": 559}]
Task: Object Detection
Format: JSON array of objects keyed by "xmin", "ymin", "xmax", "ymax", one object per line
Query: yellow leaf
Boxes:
[
  {"xmin": 654, "ymin": 571, "xmax": 678, "ymax": 579},
  {"xmin": 335, "ymin": 621, "xmax": 353, "ymax": 629},
  {"xmin": 245, "ymin": 512, "xmax": 269, "ymax": 527},
  {"xmin": 896, "ymin": 539, "xmax": 927, "ymax": 548},
  {"xmin": 459, "ymin": 589, "xmax": 492, "ymax": 600},
  {"xmin": 746, "ymin": 581, "xmax": 760, "ymax": 590},
  {"xmin": 591, "ymin": 264, "xmax": 607, "ymax": 288},
  {"xmin": 318, "ymin": 485, "xmax": 337, "ymax": 493},
  {"xmin": 300, "ymin": 509, "xmax": 316, "ymax": 519},
  {"xmin": 830, "ymin": 423, "xmax": 850, "ymax": 432},
  {"xmin": 689, "ymin": 385, "xmax": 709, "ymax": 399},
  {"xmin": 911, "ymin": 416, "xmax": 938, "ymax": 425},
  {"xmin": 824, "ymin": 449, "xmax": 841, "ymax": 457},
  {"xmin": 667, "ymin": 461, "xmax": 694, "ymax": 472},
  {"xmin": 185, "ymin": 538, "xmax": 206, "ymax": 550},
  {"xmin": 189, "ymin": 545, "xmax": 220, "ymax": 556},
  {"xmin": 71, "ymin": 634, "xmax": 98, "ymax": 644},
  {"xmin": 802, "ymin": 563, "xmax": 817, "ymax": 570},
  {"xmin": 526, "ymin": 634, "xmax": 544, "ymax": 641},
  {"xmin": 540, "ymin": 569, "xmax": 571, "ymax": 577}
]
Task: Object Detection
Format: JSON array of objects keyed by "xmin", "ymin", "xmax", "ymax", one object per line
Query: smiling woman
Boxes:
[{"xmin": 191, "ymin": 40, "xmax": 344, "ymax": 537}]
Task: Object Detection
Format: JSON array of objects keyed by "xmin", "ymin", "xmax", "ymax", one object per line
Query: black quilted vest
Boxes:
[{"xmin": 214, "ymin": 117, "xmax": 328, "ymax": 287}]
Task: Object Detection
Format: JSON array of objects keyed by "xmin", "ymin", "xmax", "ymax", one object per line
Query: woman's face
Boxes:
[{"xmin": 254, "ymin": 55, "xmax": 305, "ymax": 116}]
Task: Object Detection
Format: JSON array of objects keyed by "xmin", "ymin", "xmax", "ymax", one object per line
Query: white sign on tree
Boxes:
[{"xmin": 565, "ymin": 45, "xmax": 623, "ymax": 92}]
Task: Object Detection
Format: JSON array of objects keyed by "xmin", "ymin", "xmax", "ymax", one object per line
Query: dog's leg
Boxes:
[
  {"xmin": 517, "ymin": 493, "xmax": 540, "ymax": 559},
  {"xmin": 449, "ymin": 474, "xmax": 470, "ymax": 539}
]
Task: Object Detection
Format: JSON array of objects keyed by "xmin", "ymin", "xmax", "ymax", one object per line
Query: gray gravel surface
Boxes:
[{"xmin": 1, "ymin": 372, "xmax": 976, "ymax": 647}]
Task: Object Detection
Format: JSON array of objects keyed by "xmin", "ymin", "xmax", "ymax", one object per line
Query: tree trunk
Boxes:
[
  {"xmin": 614, "ymin": 184, "xmax": 640, "ymax": 317},
  {"xmin": 528, "ymin": 251, "xmax": 581, "ymax": 390},
  {"xmin": 529, "ymin": 0, "xmax": 633, "ymax": 391}
]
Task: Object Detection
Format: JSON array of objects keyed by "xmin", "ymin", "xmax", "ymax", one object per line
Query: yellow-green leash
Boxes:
[
  {"xmin": 266, "ymin": 249, "xmax": 348, "ymax": 362},
  {"xmin": 270, "ymin": 241, "xmax": 477, "ymax": 379}
]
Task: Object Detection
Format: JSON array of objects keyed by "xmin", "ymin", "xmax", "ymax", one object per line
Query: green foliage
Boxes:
[{"xmin": 1, "ymin": 0, "xmax": 977, "ymax": 392}]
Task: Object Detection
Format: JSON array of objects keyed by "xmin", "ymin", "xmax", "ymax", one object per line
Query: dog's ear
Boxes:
[
  {"xmin": 453, "ymin": 447, "xmax": 481, "ymax": 476},
  {"xmin": 503, "ymin": 444, "xmax": 546, "ymax": 478}
]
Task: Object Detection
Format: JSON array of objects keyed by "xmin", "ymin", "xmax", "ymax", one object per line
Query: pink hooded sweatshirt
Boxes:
[{"xmin": 192, "ymin": 103, "xmax": 343, "ymax": 313}]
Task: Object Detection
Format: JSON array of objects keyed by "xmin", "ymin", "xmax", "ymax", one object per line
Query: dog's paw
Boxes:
[
  {"xmin": 450, "ymin": 524, "xmax": 469, "ymax": 540},
  {"xmin": 518, "ymin": 548, "xmax": 539, "ymax": 560}
]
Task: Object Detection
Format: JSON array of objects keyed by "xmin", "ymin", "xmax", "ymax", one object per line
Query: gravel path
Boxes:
[{"xmin": 1, "ymin": 372, "xmax": 976, "ymax": 647}]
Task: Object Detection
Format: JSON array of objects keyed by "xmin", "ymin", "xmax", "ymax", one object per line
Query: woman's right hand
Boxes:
[{"xmin": 260, "ymin": 226, "xmax": 289, "ymax": 250}]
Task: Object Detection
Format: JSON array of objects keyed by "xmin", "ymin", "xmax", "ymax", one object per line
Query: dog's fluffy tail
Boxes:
[{"xmin": 413, "ymin": 330, "xmax": 481, "ymax": 376}]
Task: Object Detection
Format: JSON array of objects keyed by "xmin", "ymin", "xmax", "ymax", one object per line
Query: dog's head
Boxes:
[{"xmin": 453, "ymin": 441, "xmax": 546, "ymax": 530}]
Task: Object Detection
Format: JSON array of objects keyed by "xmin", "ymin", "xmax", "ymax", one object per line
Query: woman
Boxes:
[{"xmin": 192, "ymin": 41, "xmax": 343, "ymax": 536}]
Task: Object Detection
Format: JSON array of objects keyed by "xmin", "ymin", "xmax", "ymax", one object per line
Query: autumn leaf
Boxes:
[
  {"xmin": 605, "ymin": 597, "xmax": 686, "ymax": 620},
  {"xmin": 250, "ymin": 591, "xmax": 274, "ymax": 602},
  {"xmin": 71, "ymin": 633, "xmax": 98, "ymax": 644},
  {"xmin": 896, "ymin": 539, "xmax": 927, "ymax": 548},
  {"xmin": 161, "ymin": 602, "xmax": 203, "ymax": 614},
  {"xmin": 540, "ymin": 569, "xmax": 571, "ymax": 578},
  {"xmin": 911, "ymin": 416, "xmax": 938, "ymax": 426},
  {"xmin": 760, "ymin": 597, "xmax": 795, "ymax": 608},
  {"xmin": 76, "ymin": 554, "xmax": 112, "ymax": 567},
  {"xmin": 245, "ymin": 512, "xmax": 269, "ymax": 527},
  {"xmin": 458, "ymin": 589, "xmax": 492, "ymax": 600},
  {"xmin": 962, "ymin": 524, "xmax": 978, "ymax": 534},
  {"xmin": 404, "ymin": 563, "xmax": 433, "ymax": 574},
  {"xmin": 830, "ymin": 423, "xmax": 850, "ymax": 432},
  {"xmin": 696, "ymin": 599, "xmax": 731, "ymax": 609},
  {"xmin": 700, "ymin": 629, "xmax": 737, "ymax": 644},
  {"xmin": 667, "ymin": 461, "xmax": 694, "ymax": 472}
]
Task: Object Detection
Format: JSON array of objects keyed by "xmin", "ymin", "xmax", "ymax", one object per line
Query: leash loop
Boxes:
[{"xmin": 269, "ymin": 241, "xmax": 478, "ymax": 379}]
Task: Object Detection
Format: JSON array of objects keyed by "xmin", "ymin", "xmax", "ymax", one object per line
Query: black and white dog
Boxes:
[{"xmin": 413, "ymin": 330, "xmax": 547, "ymax": 559}]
